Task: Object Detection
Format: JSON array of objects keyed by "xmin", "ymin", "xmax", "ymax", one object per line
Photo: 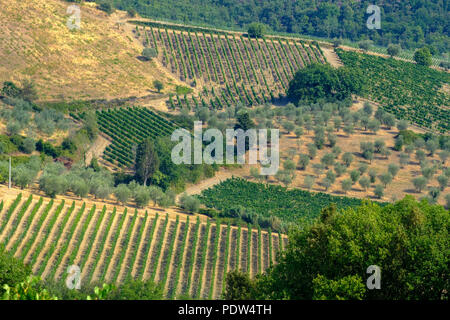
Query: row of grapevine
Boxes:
[
  {"xmin": 337, "ymin": 49, "xmax": 449, "ymax": 133},
  {"xmin": 36, "ymin": 201, "xmax": 76, "ymax": 276},
  {"xmin": 95, "ymin": 107, "xmax": 178, "ymax": 167},
  {"xmin": 141, "ymin": 27, "xmax": 325, "ymax": 111},
  {"xmin": 0, "ymin": 194, "xmax": 284, "ymax": 299}
]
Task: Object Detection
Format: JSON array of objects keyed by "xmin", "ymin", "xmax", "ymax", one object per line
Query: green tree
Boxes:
[
  {"xmin": 298, "ymin": 154, "xmax": 310, "ymax": 170},
  {"xmin": 414, "ymin": 47, "xmax": 432, "ymax": 67},
  {"xmin": 379, "ymin": 172, "xmax": 393, "ymax": 187},
  {"xmin": 358, "ymin": 176, "xmax": 370, "ymax": 191},
  {"xmin": 135, "ymin": 139, "xmax": 160, "ymax": 185},
  {"xmin": 374, "ymin": 184, "xmax": 384, "ymax": 198},
  {"xmin": 312, "ymin": 274, "xmax": 365, "ymax": 300},
  {"xmin": 249, "ymin": 198, "xmax": 449, "ymax": 299},
  {"xmin": 224, "ymin": 270, "xmax": 256, "ymax": 300},
  {"xmin": 247, "ymin": 22, "xmax": 266, "ymax": 38},
  {"xmin": 287, "ymin": 64, "xmax": 363, "ymax": 104},
  {"xmin": 358, "ymin": 40, "xmax": 372, "ymax": 51},
  {"xmin": 1, "ymin": 81, "xmax": 22, "ymax": 98},
  {"xmin": 341, "ymin": 179, "xmax": 352, "ymax": 194},
  {"xmin": 0, "ymin": 245, "xmax": 32, "ymax": 296},
  {"xmin": 114, "ymin": 184, "xmax": 131, "ymax": 205},
  {"xmin": 153, "ymin": 80, "xmax": 164, "ymax": 93},
  {"xmin": 98, "ymin": 2, "xmax": 114, "ymax": 14},
  {"xmin": 342, "ymin": 152, "xmax": 353, "ymax": 167},
  {"xmin": 148, "ymin": 185, "xmax": 164, "ymax": 206},
  {"xmin": 142, "ymin": 48, "xmax": 157, "ymax": 61},
  {"xmin": 387, "ymin": 44, "xmax": 401, "ymax": 57},
  {"xmin": 412, "ymin": 176, "xmax": 428, "ymax": 193},
  {"xmin": 134, "ymin": 186, "xmax": 150, "ymax": 207},
  {"xmin": 178, "ymin": 193, "xmax": 200, "ymax": 213},
  {"xmin": 235, "ymin": 111, "xmax": 255, "ymax": 131}
]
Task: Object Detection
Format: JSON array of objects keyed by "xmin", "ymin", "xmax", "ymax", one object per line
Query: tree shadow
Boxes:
[{"xmin": 137, "ymin": 56, "xmax": 150, "ymax": 62}]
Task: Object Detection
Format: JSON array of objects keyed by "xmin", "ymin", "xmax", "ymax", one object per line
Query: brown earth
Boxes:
[{"xmin": 0, "ymin": 0, "xmax": 177, "ymax": 101}]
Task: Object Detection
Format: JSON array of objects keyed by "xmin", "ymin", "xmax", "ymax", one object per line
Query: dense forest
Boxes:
[{"xmin": 103, "ymin": 0, "xmax": 449, "ymax": 53}]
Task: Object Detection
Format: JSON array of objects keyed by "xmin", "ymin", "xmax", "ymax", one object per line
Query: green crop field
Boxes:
[
  {"xmin": 0, "ymin": 193, "xmax": 285, "ymax": 299},
  {"xmin": 95, "ymin": 107, "xmax": 178, "ymax": 167},
  {"xmin": 139, "ymin": 24, "xmax": 326, "ymax": 110},
  {"xmin": 199, "ymin": 178, "xmax": 367, "ymax": 224},
  {"xmin": 336, "ymin": 49, "xmax": 450, "ymax": 133}
]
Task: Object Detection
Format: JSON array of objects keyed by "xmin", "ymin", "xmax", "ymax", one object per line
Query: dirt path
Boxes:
[
  {"xmin": 177, "ymin": 169, "xmax": 243, "ymax": 201},
  {"xmin": 322, "ymin": 47, "xmax": 343, "ymax": 68},
  {"xmin": 85, "ymin": 134, "xmax": 111, "ymax": 166}
]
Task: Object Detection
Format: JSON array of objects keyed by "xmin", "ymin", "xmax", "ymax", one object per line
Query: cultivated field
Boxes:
[
  {"xmin": 73, "ymin": 107, "xmax": 178, "ymax": 168},
  {"xmin": 138, "ymin": 23, "xmax": 326, "ymax": 109},
  {"xmin": 0, "ymin": 187, "xmax": 286, "ymax": 299}
]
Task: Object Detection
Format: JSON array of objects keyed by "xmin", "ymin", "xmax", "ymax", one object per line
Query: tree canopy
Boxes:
[
  {"xmin": 287, "ymin": 63, "xmax": 364, "ymax": 104},
  {"xmin": 229, "ymin": 197, "xmax": 449, "ymax": 300},
  {"xmin": 106, "ymin": 0, "xmax": 449, "ymax": 53}
]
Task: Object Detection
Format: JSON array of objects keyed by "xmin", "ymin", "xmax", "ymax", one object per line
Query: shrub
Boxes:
[
  {"xmin": 247, "ymin": 22, "xmax": 266, "ymax": 38},
  {"xmin": 98, "ymin": 2, "xmax": 114, "ymax": 14},
  {"xmin": 178, "ymin": 193, "xmax": 200, "ymax": 213},
  {"xmin": 414, "ymin": 47, "xmax": 432, "ymax": 67},
  {"xmin": 350, "ymin": 170, "xmax": 360, "ymax": 184},
  {"xmin": 359, "ymin": 176, "xmax": 371, "ymax": 191},
  {"xmin": 134, "ymin": 186, "xmax": 150, "ymax": 207},
  {"xmin": 412, "ymin": 176, "xmax": 427, "ymax": 192},
  {"xmin": 115, "ymin": 184, "xmax": 131, "ymax": 205},
  {"xmin": 341, "ymin": 179, "xmax": 352, "ymax": 194},
  {"xmin": 374, "ymin": 184, "xmax": 384, "ymax": 199},
  {"xmin": 142, "ymin": 48, "xmax": 157, "ymax": 60}
]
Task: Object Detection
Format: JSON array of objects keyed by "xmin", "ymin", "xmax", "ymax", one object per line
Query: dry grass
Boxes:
[{"xmin": 0, "ymin": 0, "xmax": 176, "ymax": 101}]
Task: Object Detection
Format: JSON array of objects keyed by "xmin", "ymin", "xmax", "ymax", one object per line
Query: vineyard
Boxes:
[
  {"xmin": 336, "ymin": 49, "xmax": 450, "ymax": 133},
  {"xmin": 139, "ymin": 23, "xmax": 326, "ymax": 110},
  {"xmin": 199, "ymin": 178, "xmax": 367, "ymax": 224},
  {"xmin": 0, "ymin": 191, "xmax": 286, "ymax": 299},
  {"xmin": 76, "ymin": 107, "xmax": 178, "ymax": 168}
]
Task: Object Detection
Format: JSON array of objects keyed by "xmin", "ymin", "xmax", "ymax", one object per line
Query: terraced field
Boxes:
[
  {"xmin": 139, "ymin": 23, "xmax": 326, "ymax": 109},
  {"xmin": 73, "ymin": 107, "xmax": 179, "ymax": 168},
  {"xmin": 0, "ymin": 191, "xmax": 286, "ymax": 299}
]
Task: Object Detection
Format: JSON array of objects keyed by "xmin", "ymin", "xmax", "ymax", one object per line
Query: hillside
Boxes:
[
  {"xmin": 104, "ymin": 0, "xmax": 449, "ymax": 54},
  {"xmin": 0, "ymin": 0, "xmax": 176, "ymax": 101},
  {"xmin": 0, "ymin": 186, "xmax": 286, "ymax": 299}
]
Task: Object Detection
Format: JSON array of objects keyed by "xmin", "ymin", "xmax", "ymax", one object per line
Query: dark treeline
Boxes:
[{"xmin": 102, "ymin": 0, "xmax": 449, "ymax": 53}]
